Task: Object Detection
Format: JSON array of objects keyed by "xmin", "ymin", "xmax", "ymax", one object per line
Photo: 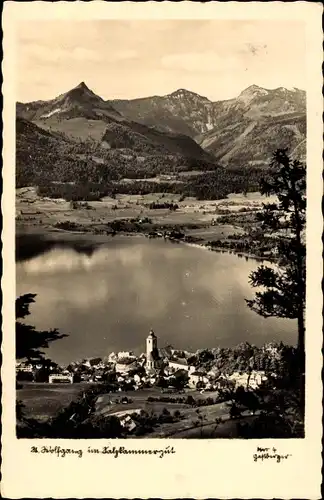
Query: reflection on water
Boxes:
[{"xmin": 16, "ymin": 236, "xmax": 296, "ymax": 365}]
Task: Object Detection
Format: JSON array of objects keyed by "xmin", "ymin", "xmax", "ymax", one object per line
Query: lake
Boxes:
[{"xmin": 16, "ymin": 234, "xmax": 296, "ymax": 365}]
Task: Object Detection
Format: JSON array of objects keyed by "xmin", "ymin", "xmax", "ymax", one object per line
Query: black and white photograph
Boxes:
[
  {"xmin": 2, "ymin": 2, "xmax": 322, "ymax": 498},
  {"xmin": 13, "ymin": 17, "xmax": 310, "ymax": 441}
]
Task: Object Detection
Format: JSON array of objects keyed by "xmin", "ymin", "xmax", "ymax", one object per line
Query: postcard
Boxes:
[{"xmin": 2, "ymin": 1, "xmax": 323, "ymax": 498}]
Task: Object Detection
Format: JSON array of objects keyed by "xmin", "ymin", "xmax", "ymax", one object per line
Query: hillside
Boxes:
[
  {"xmin": 112, "ymin": 89, "xmax": 217, "ymax": 138},
  {"xmin": 16, "ymin": 115, "xmax": 217, "ymax": 182},
  {"xmin": 17, "ymin": 82, "xmax": 214, "ymax": 163},
  {"xmin": 16, "ymin": 82, "xmax": 306, "ymax": 201},
  {"xmin": 111, "ymin": 85, "xmax": 306, "ymax": 168},
  {"xmin": 17, "ymin": 113, "xmax": 266, "ymax": 202},
  {"xmin": 17, "ymin": 81, "xmax": 123, "ymax": 123},
  {"xmin": 197, "ymin": 86, "xmax": 306, "ymax": 167},
  {"xmin": 197, "ymin": 112, "xmax": 306, "ymax": 167}
]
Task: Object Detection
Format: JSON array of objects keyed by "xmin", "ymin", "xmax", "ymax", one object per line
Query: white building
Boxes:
[
  {"xmin": 119, "ymin": 414, "xmax": 137, "ymax": 432},
  {"xmin": 146, "ymin": 330, "xmax": 162, "ymax": 373},
  {"xmin": 49, "ymin": 373, "xmax": 73, "ymax": 384},
  {"xmin": 108, "ymin": 352, "xmax": 117, "ymax": 363},
  {"xmin": 169, "ymin": 358, "xmax": 190, "ymax": 372},
  {"xmin": 189, "ymin": 371, "xmax": 209, "ymax": 388},
  {"xmin": 16, "ymin": 362, "xmax": 34, "ymax": 373},
  {"xmin": 227, "ymin": 370, "xmax": 268, "ymax": 389},
  {"xmin": 117, "ymin": 351, "xmax": 135, "ymax": 360},
  {"xmin": 115, "ymin": 358, "xmax": 138, "ymax": 374}
]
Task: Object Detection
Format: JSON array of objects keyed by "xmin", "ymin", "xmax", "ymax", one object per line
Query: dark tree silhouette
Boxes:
[
  {"xmin": 16, "ymin": 293, "xmax": 68, "ymax": 360},
  {"xmin": 246, "ymin": 150, "xmax": 305, "ymax": 351},
  {"xmin": 246, "ymin": 149, "xmax": 306, "ymax": 408}
]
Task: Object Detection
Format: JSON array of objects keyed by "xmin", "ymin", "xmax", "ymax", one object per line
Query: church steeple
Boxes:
[{"xmin": 146, "ymin": 329, "xmax": 158, "ymax": 372}]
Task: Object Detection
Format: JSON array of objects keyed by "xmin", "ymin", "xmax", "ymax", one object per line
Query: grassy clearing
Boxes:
[
  {"xmin": 16, "ymin": 187, "xmax": 272, "ymax": 247},
  {"xmin": 17, "ymin": 382, "xmax": 89, "ymax": 420},
  {"xmin": 17, "ymin": 384, "xmax": 223, "ymax": 423}
]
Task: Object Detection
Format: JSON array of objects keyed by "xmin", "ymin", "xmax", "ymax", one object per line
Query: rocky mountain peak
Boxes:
[
  {"xmin": 65, "ymin": 82, "xmax": 103, "ymax": 103},
  {"xmin": 75, "ymin": 81, "xmax": 88, "ymax": 90},
  {"xmin": 169, "ymin": 88, "xmax": 210, "ymax": 101},
  {"xmin": 239, "ymin": 84, "xmax": 269, "ymax": 97}
]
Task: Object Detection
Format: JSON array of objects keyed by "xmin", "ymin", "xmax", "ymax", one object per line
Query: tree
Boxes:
[
  {"xmin": 172, "ymin": 369, "xmax": 189, "ymax": 389},
  {"xmin": 16, "ymin": 293, "xmax": 68, "ymax": 360},
  {"xmin": 234, "ymin": 387, "xmax": 259, "ymax": 415},
  {"xmin": 246, "ymin": 150, "xmax": 306, "ymax": 362},
  {"xmin": 246, "ymin": 149, "xmax": 306, "ymax": 409},
  {"xmin": 229, "ymin": 403, "xmax": 241, "ymax": 419}
]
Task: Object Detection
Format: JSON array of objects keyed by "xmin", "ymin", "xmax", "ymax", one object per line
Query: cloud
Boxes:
[
  {"xmin": 113, "ymin": 49, "xmax": 138, "ymax": 61},
  {"xmin": 17, "ymin": 20, "xmax": 306, "ymax": 102},
  {"xmin": 19, "ymin": 43, "xmax": 138, "ymax": 69},
  {"xmin": 72, "ymin": 47, "xmax": 103, "ymax": 62},
  {"xmin": 20, "ymin": 44, "xmax": 103, "ymax": 64},
  {"xmin": 161, "ymin": 51, "xmax": 243, "ymax": 74}
]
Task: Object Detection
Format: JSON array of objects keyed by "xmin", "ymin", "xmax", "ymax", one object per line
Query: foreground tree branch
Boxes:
[
  {"xmin": 246, "ymin": 148, "xmax": 306, "ymax": 410},
  {"xmin": 16, "ymin": 293, "xmax": 68, "ymax": 360}
]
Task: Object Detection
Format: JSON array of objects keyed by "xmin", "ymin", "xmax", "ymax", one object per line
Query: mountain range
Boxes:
[
  {"xmin": 17, "ymin": 82, "xmax": 306, "ymax": 170},
  {"xmin": 16, "ymin": 82, "xmax": 213, "ymax": 163},
  {"xmin": 111, "ymin": 84, "xmax": 306, "ymax": 167}
]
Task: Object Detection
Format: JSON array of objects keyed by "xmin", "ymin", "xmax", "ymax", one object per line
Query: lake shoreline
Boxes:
[
  {"xmin": 16, "ymin": 188, "xmax": 280, "ymax": 262},
  {"xmin": 16, "ymin": 225, "xmax": 269, "ymax": 263}
]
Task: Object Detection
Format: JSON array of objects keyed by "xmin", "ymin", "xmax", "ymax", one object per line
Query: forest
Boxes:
[
  {"xmin": 32, "ymin": 167, "xmax": 268, "ymax": 202},
  {"xmin": 16, "ymin": 116, "xmax": 269, "ymax": 201}
]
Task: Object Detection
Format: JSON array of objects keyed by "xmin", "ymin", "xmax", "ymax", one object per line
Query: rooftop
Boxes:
[{"xmin": 169, "ymin": 357, "xmax": 188, "ymax": 366}]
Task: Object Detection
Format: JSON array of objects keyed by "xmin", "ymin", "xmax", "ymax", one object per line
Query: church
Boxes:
[{"xmin": 145, "ymin": 329, "xmax": 162, "ymax": 373}]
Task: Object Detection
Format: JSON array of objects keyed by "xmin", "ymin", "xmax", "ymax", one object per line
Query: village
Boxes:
[{"xmin": 16, "ymin": 329, "xmax": 269, "ymax": 393}]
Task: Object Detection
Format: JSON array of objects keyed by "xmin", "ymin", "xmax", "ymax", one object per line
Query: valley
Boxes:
[
  {"xmin": 15, "ymin": 82, "xmax": 306, "ymax": 442},
  {"xmin": 17, "ymin": 187, "xmax": 279, "ymax": 262},
  {"xmin": 16, "ymin": 81, "xmax": 305, "ymax": 264}
]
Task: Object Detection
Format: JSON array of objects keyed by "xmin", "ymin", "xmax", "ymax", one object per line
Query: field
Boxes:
[
  {"xmin": 18, "ymin": 383, "xmax": 212, "ymax": 421},
  {"xmin": 17, "ymin": 382, "xmax": 90, "ymax": 421},
  {"xmin": 17, "ymin": 382, "xmax": 256, "ymax": 438},
  {"xmin": 16, "ymin": 187, "xmax": 274, "ymax": 246}
]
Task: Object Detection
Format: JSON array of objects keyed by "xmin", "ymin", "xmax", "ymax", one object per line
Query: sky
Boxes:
[{"xmin": 16, "ymin": 20, "xmax": 306, "ymax": 103}]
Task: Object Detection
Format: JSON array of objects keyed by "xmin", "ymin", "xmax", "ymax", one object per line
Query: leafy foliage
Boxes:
[
  {"xmin": 16, "ymin": 116, "xmax": 269, "ymax": 201},
  {"xmin": 16, "ymin": 294, "xmax": 68, "ymax": 360},
  {"xmin": 246, "ymin": 149, "xmax": 306, "ymax": 354}
]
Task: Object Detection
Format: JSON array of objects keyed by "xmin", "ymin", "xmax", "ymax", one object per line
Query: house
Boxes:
[
  {"xmin": 83, "ymin": 357, "xmax": 103, "ymax": 369},
  {"xmin": 169, "ymin": 358, "xmax": 189, "ymax": 372},
  {"xmin": 249, "ymin": 370, "xmax": 268, "ymax": 388},
  {"xmin": 115, "ymin": 358, "xmax": 138, "ymax": 374},
  {"xmin": 158, "ymin": 347, "xmax": 172, "ymax": 360},
  {"xmin": 112, "ymin": 409, "xmax": 141, "ymax": 430},
  {"xmin": 119, "ymin": 415, "xmax": 137, "ymax": 432},
  {"xmin": 117, "ymin": 351, "xmax": 135, "ymax": 360},
  {"xmin": 207, "ymin": 368, "xmax": 220, "ymax": 378},
  {"xmin": 108, "ymin": 352, "xmax": 117, "ymax": 363},
  {"xmin": 189, "ymin": 371, "xmax": 209, "ymax": 389},
  {"xmin": 162, "ymin": 366, "xmax": 174, "ymax": 377},
  {"xmin": 227, "ymin": 370, "xmax": 267, "ymax": 389},
  {"xmin": 16, "ymin": 362, "xmax": 34, "ymax": 373},
  {"xmin": 49, "ymin": 373, "xmax": 74, "ymax": 384}
]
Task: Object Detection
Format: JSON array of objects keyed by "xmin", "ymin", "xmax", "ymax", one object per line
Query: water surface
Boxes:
[{"xmin": 16, "ymin": 235, "xmax": 296, "ymax": 365}]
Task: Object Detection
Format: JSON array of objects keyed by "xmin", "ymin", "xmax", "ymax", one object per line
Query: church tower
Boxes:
[{"xmin": 146, "ymin": 329, "xmax": 158, "ymax": 372}]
